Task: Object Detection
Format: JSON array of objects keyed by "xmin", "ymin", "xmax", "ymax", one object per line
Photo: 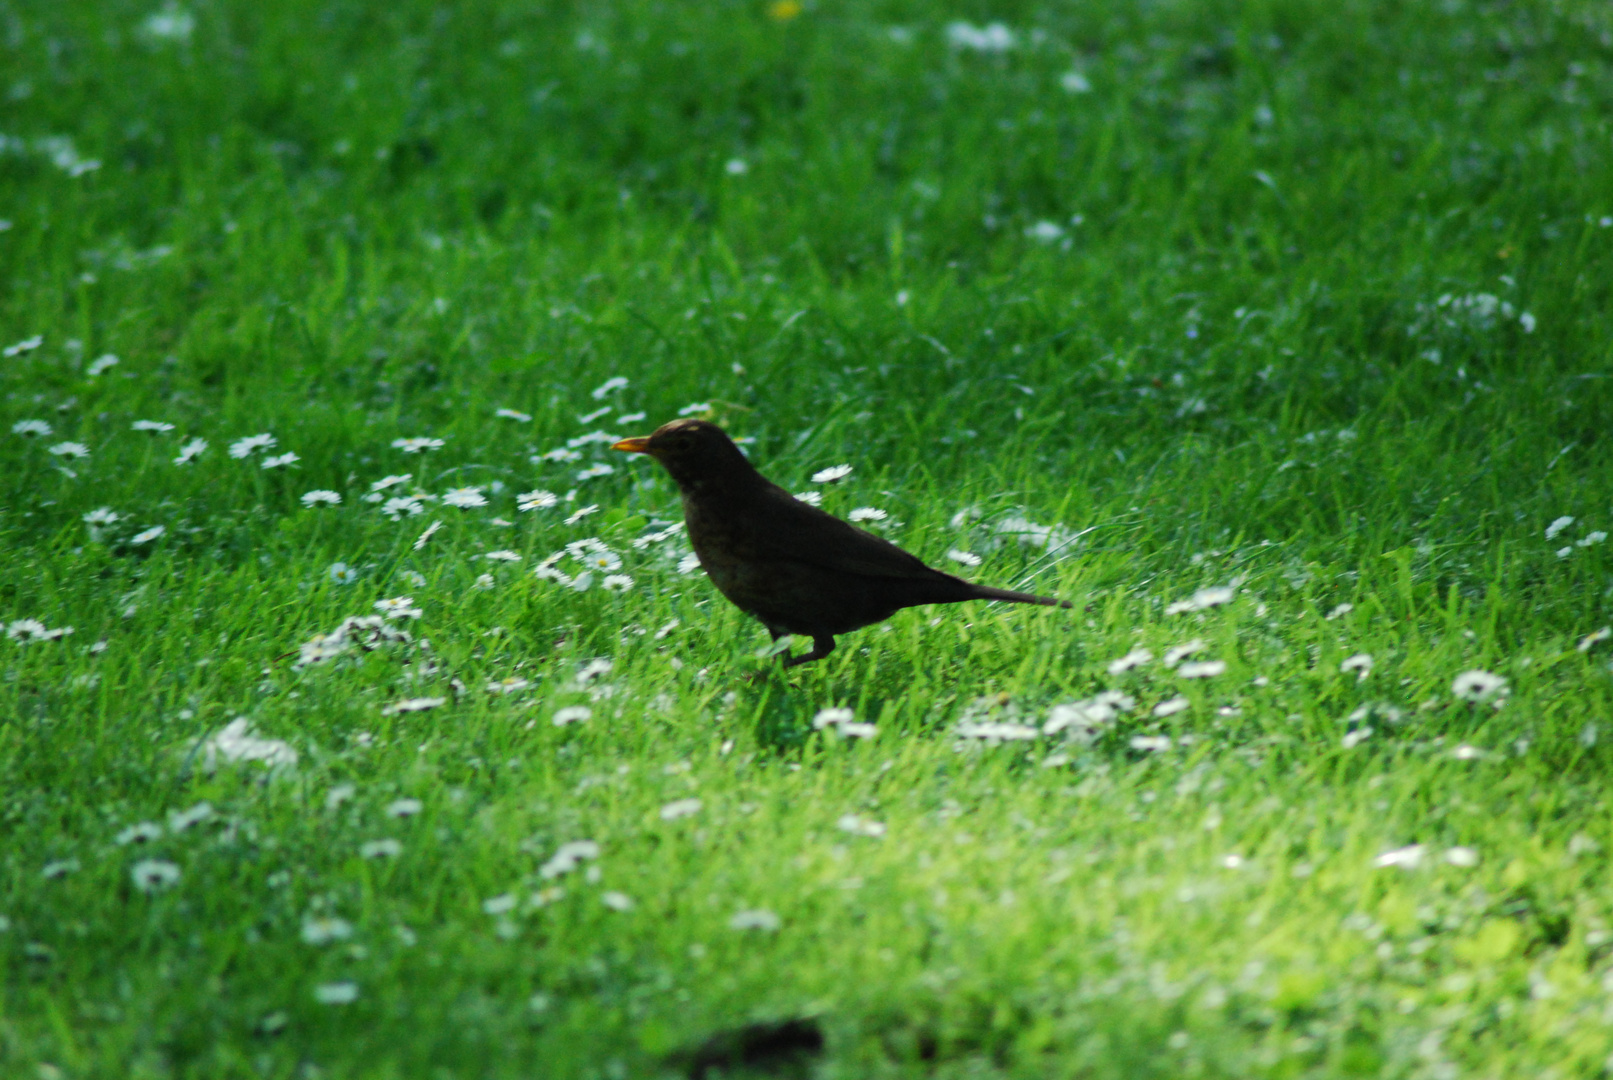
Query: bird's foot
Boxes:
[{"xmin": 779, "ymin": 636, "xmax": 835, "ymax": 669}]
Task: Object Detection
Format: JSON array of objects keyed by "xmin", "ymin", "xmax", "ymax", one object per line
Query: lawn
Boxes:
[{"xmin": 3, "ymin": 0, "xmax": 1613, "ymax": 1076}]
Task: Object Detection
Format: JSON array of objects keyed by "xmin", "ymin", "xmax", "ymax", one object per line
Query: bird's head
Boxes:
[{"xmin": 611, "ymin": 418, "xmax": 757, "ymax": 492}]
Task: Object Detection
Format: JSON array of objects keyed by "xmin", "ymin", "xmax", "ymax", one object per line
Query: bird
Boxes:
[{"xmin": 611, "ymin": 418, "xmax": 1070, "ymax": 668}]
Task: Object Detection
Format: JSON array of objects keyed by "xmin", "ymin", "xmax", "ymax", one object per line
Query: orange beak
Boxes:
[{"xmin": 610, "ymin": 436, "xmax": 653, "ymax": 455}]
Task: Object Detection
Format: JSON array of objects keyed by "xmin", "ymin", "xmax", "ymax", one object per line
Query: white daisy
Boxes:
[
  {"xmin": 677, "ymin": 401, "xmax": 712, "ymax": 417},
  {"xmin": 539, "ymin": 840, "xmax": 599, "ymax": 878},
  {"xmin": 601, "ymin": 891, "xmax": 635, "ymax": 912},
  {"xmin": 536, "ymin": 447, "xmax": 582, "ymax": 463},
  {"xmin": 328, "ymin": 562, "xmax": 358, "ymax": 585},
  {"xmin": 602, "ymin": 574, "xmax": 634, "ymax": 592},
  {"xmin": 848, "ymin": 507, "xmax": 887, "ymax": 523},
  {"xmin": 946, "ymin": 20, "xmax": 1017, "ymax": 52},
  {"xmin": 385, "ymin": 798, "xmax": 424, "ymax": 817},
  {"xmin": 392, "ymin": 437, "xmax": 444, "ymax": 453},
  {"xmin": 567, "ymin": 431, "xmax": 621, "ymax": 448},
  {"xmin": 565, "ymin": 504, "xmax": 599, "ymax": 524},
  {"xmin": 1161, "ymin": 639, "xmax": 1205, "ymax": 667},
  {"xmin": 578, "ymin": 406, "xmax": 612, "ymax": 424},
  {"xmin": 495, "ymin": 407, "xmax": 531, "ymax": 422},
  {"xmin": 482, "ymin": 894, "xmax": 518, "ymax": 916},
  {"xmin": 369, "ymin": 474, "xmax": 412, "ymax": 492},
  {"xmin": 552, "ymin": 705, "xmax": 592, "ymax": 727},
  {"xmin": 811, "ymin": 464, "xmax": 852, "ymax": 483},
  {"xmin": 1025, "ymin": 220, "xmax": 1064, "ymax": 242},
  {"xmin": 12, "ymin": 419, "xmax": 51, "ymax": 437},
  {"xmin": 374, "ymin": 597, "xmax": 423, "ymax": 619},
  {"xmin": 472, "ymin": 572, "xmax": 496, "ymax": 590},
  {"xmin": 382, "ymin": 496, "xmax": 425, "ymax": 519},
  {"xmin": 517, "ymin": 490, "xmax": 557, "ymax": 511},
  {"xmin": 1129, "ymin": 734, "xmax": 1172, "ymax": 752},
  {"xmin": 486, "ymin": 677, "xmax": 531, "ymax": 695},
  {"xmin": 1340, "ymin": 653, "xmax": 1373, "ymax": 681},
  {"xmin": 130, "ymin": 859, "xmax": 181, "ymax": 894},
  {"xmin": 301, "ymin": 916, "xmax": 354, "ymax": 945},
  {"xmin": 360, "ymin": 839, "xmax": 402, "ymax": 859},
  {"xmin": 173, "ymin": 437, "xmax": 207, "ymax": 465},
  {"xmin": 954, "ymin": 721, "xmax": 1039, "ymax": 741},
  {"xmin": 1373, "ymin": 845, "xmax": 1425, "ymax": 869},
  {"xmin": 945, "ymin": 549, "xmax": 981, "ymax": 566},
  {"xmin": 313, "ymin": 982, "xmax": 359, "ymax": 1005},
  {"xmin": 131, "ymin": 420, "xmax": 174, "ymax": 433},
  {"xmin": 1545, "ymin": 515, "xmax": 1574, "ymax": 540},
  {"xmin": 168, "ymin": 803, "xmax": 214, "ymax": 833},
  {"xmin": 261, "ymin": 452, "xmax": 299, "ymax": 469},
  {"xmin": 813, "ymin": 707, "xmax": 854, "ymax": 729},
  {"xmin": 591, "ymin": 375, "xmax": 628, "ymax": 400},
  {"xmin": 199, "ymin": 718, "xmax": 298, "ymax": 770},
  {"xmin": 1452, "ymin": 669, "xmax": 1507, "ymax": 702},
  {"xmin": 115, "ymin": 822, "xmax": 163, "ymax": 845},
  {"xmin": 660, "ymin": 798, "xmax": 702, "ymax": 821},
  {"xmin": 533, "ymin": 552, "xmax": 574, "ymax": 586},
  {"xmin": 677, "ymin": 552, "xmax": 703, "ymax": 575},
  {"xmin": 837, "ymin": 815, "xmax": 886, "ymax": 838},
  {"xmin": 793, "ymin": 491, "xmax": 822, "ymax": 506},
  {"xmin": 1177, "ymin": 660, "xmax": 1226, "ymax": 679},
  {"xmin": 1578, "ymin": 627, "xmax": 1612, "ymax": 653},
  {"xmin": 618, "ymin": 411, "xmax": 647, "ymax": 424},
  {"xmin": 575, "ymin": 462, "xmax": 615, "ymax": 482},
  {"xmin": 576, "ymin": 656, "xmax": 613, "ymax": 681},
  {"xmin": 48, "ymin": 441, "xmax": 90, "ymax": 459},
  {"xmin": 301, "ymin": 490, "xmax": 341, "ymax": 507},
  {"xmin": 130, "ymin": 525, "xmax": 165, "ymax": 544},
  {"xmin": 1167, "ymin": 586, "xmax": 1237, "ymax": 615},
  {"xmin": 86, "ymin": 354, "xmax": 119, "ymax": 377},
  {"xmin": 83, "ymin": 507, "xmax": 121, "ymax": 526},
  {"xmin": 1107, "ymin": 647, "xmax": 1153, "ymax": 675},
  {"xmin": 1342, "ymin": 728, "xmax": 1373, "ymax": 749},
  {"xmin": 3, "ymin": 335, "xmax": 43, "ymax": 357},
  {"xmin": 1152, "ymin": 696, "xmax": 1190, "ymax": 718},
  {"xmin": 229, "ymin": 433, "xmax": 276, "ymax": 458},
  {"xmin": 442, "ymin": 487, "xmax": 487, "ymax": 509},
  {"xmin": 484, "ymin": 550, "xmax": 520, "ymax": 563},
  {"xmin": 729, "ymin": 909, "xmax": 780, "ymax": 932},
  {"xmin": 631, "ymin": 524, "xmax": 685, "ymax": 548}
]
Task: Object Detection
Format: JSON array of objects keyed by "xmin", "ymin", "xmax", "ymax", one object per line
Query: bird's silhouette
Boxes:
[{"xmin": 613, "ymin": 419, "xmax": 1069, "ymax": 667}]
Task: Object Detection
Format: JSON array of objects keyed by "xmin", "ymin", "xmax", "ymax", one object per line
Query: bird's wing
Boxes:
[{"xmin": 739, "ymin": 485, "xmax": 947, "ymax": 581}]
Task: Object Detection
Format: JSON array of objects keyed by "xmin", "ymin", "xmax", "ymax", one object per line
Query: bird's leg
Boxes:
[{"xmin": 780, "ymin": 635, "xmax": 835, "ymax": 669}]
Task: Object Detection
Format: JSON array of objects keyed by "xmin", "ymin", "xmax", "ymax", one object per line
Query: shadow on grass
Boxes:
[{"xmin": 670, "ymin": 1016, "xmax": 825, "ymax": 1079}]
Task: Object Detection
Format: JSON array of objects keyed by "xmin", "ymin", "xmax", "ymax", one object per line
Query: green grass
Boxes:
[{"xmin": 4, "ymin": 0, "xmax": 1613, "ymax": 1075}]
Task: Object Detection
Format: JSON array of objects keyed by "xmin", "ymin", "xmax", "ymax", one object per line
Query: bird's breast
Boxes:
[{"xmin": 681, "ymin": 493, "xmax": 781, "ymax": 610}]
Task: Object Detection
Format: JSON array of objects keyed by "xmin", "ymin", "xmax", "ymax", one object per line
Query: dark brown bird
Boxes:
[{"xmin": 612, "ymin": 419, "xmax": 1070, "ymax": 668}]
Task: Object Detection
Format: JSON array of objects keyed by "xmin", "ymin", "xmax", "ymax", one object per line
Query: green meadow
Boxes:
[{"xmin": 3, "ymin": 0, "xmax": 1613, "ymax": 1075}]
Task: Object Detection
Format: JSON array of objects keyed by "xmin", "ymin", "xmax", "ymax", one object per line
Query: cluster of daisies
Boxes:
[
  {"xmin": 938, "ymin": 581, "xmax": 1546, "ymax": 758},
  {"xmin": 1545, "ymin": 514, "xmax": 1608, "ymax": 560}
]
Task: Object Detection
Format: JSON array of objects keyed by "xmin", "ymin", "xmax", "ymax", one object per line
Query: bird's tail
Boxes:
[{"xmin": 969, "ymin": 584, "xmax": 1072, "ymax": 608}]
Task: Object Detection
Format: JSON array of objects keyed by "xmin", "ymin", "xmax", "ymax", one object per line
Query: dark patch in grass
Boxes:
[
  {"xmin": 743, "ymin": 673, "xmax": 810, "ymax": 753},
  {"xmin": 674, "ymin": 1017, "xmax": 824, "ymax": 1079}
]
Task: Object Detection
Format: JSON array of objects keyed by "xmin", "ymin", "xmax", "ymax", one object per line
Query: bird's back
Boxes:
[{"xmin": 683, "ymin": 481, "xmax": 981, "ymax": 637}]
